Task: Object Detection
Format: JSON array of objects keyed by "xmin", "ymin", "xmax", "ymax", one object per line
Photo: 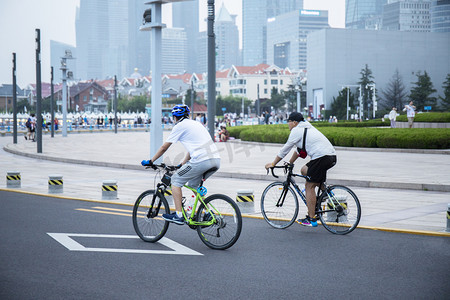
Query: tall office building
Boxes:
[
  {"xmin": 383, "ymin": 0, "xmax": 431, "ymax": 32},
  {"xmin": 431, "ymin": 0, "xmax": 450, "ymax": 32},
  {"xmin": 346, "ymin": 0, "xmax": 387, "ymax": 29},
  {"xmin": 104, "ymin": 0, "xmax": 129, "ymax": 79},
  {"xmin": 197, "ymin": 31, "xmax": 208, "ymax": 74},
  {"xmin": 76, "ymin": 0, "xmax": 109, "ymax": 80},
  {"xmin": 162, "ymin": 28, "xmax": 188, "ymax": 74},
  {"xmin": 172, "ymin": 0, "xmax": 199, "ymax": 73},
  {"xmin": 267, "ymin": 9, "xmax": 329, "ymax": 70},
  {"xmin": 128, "ymin": 0, "xmax": 150, "ymax": 77},
  {"xmin": 215, "ymin": 4, "xmax": 240, "ymax": 70},
  {"xmin": 242, "ymin": 0, "xmax": 303, "ymax": 66},
  {"xmin": 76, "ymin": 0, "xmax": 128, "ymax": 80}
]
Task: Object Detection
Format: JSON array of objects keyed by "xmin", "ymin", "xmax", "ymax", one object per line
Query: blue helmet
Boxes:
[{"xmin": 171, "ymin": 104, "xmax": 190, "ymax": 117}]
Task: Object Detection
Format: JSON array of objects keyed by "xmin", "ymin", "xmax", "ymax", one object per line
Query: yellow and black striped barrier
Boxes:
[
  {"xmin": 236, "ymin": 194, "xmax": 254, "ymax": 202},
  {"xmin": 102, "ymin": 180, "xmax": 118, "ymax": 200},
  {"xmin": 236, "ymin": 189, "xmax": 255, "ymax": 213},
  {"xmin": 7, "ymin": 171, "xmax": 21, "ymax": 188},
  {"xmin": 48, "ymin": 175, "xmax": 63, "ymax": 193}
]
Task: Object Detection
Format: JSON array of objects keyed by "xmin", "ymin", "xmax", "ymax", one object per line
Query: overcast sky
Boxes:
[{"xmin": 0, "ymin": 0, "xmax": 344, "ymax": 87}]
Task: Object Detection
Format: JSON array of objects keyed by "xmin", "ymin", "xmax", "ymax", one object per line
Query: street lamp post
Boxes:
[
  {"xmin": 207, "ymin": 0, "xmax": 216, "ymax": 140},
  {"xmin": 114, "ymin": 75, "xmax": 118, "ymax": 134},
  {"xmin": 366, "ymin": 83, "xmax": 377, "ymax": 119},
  {"xmin": 340, "ymin": 84, "xmax": 360, "ymax": 120},
  {"xmin": 50, "ymin": 67, "xmax": 54, "ymax": 138},
  {"xmin": 12, "ymin": 53, "xmax": 17, "ymax": 144},
  {"xmin": 35, "ymin": 29, "xmax": 42, "ymax": 153},
  {"xmin": 60, "ymin": 50, "xmax": 73, "ymax": 137}
]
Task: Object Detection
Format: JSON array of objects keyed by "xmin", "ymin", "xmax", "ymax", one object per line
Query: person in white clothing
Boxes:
[
  {"xmin": 265, "ymin": 112, "xmax": 337, "ymax": 227},
  {"xmin": 403, "ymin": 101, "xmax": 416, "ymax": 128},
  {"xmin": 389, "ymin": 107, "xmax": 397, "ymax": 128},
  {"xmin": 142, "ymin": 104, "xmax": 220, "ymax": 225}
]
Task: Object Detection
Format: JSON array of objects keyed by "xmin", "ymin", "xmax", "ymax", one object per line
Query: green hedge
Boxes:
[
  {"xmin": 228, "ymin": 125, "xmax": 450, "ymax": 149},
  {"xmin": 396, "ymin": 112, "xmax": 450, "ymax": 123}
]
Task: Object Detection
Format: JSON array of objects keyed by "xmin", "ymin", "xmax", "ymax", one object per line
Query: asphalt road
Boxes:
[{"xmin": 1, "ymin": 191, "xmax": 449, "ymax": 299}]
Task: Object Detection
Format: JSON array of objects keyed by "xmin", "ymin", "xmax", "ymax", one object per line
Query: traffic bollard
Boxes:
[
  {"xmin": 236, "ymin": 189, "xmax": 254, "ymax": 214},
  {"xmin": 102, "ymin": 180, "xmax": 118, "ymax": 200},
  {"xmin": 6, "ymin": 171, "xmax": 21, "ymax": 188},
  {"xmin": 48, "ymin": 175, "xmax": 63, "ymax": 193}
]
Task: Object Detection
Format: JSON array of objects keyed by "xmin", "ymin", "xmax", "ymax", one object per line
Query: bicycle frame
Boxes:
[
  {"xmin": 155, "ymin": 182, "xmax": 218, "ymax": 227},
  {"xmin": 272, "ymin": 164, "xmax": 340, "ymax": 214}
]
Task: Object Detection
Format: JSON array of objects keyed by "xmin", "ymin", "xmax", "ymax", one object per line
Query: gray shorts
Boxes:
[{"xmin": 171, "ymin": 158, "xmax": 220, "ymax": 188}]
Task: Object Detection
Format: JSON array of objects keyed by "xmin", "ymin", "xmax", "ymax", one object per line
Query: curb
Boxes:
[
  {"xmin": 1, "ymin": 188, "xmax": 449, "ymax": 237},
  {"xmin": 228, "ymin": 139, "xmax": 450, "ymax": 155},
  {"xmin": 4, "ymin": 144, "xmax": 450, "ymax": 192}
]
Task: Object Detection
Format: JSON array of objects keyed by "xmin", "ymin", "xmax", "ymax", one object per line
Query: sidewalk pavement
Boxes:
[{"xmin": 1, "ymin": 131, "xmax": 449, "ymax": 235}]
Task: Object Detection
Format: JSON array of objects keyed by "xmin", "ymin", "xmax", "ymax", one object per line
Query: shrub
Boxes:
[
  {"xmin": 230, "ymin": 124, "xmax": 450, "ymax": 149},
  {"xmin": 396, "ymin": 112, "xmax": 450, "ymax": 123}
]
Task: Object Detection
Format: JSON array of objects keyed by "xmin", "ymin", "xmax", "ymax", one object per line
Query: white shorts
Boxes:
[{"xmin": 171, "ymin": 158, "xmax": 220, "ymax": 188}]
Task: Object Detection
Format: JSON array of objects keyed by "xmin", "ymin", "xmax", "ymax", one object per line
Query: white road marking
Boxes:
[{"xmin": 47, "ymin": 233, "xmax": 203, "ymax": 255}]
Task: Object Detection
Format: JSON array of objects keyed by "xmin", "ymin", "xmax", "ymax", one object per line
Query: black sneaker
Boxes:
[
  {"xmin": 162, "ymin": 212, "xmax": 184, "ymax": 225},
  {"xmin": 296, "ymin": 215, "xmax": 318, "ymax": 227}
]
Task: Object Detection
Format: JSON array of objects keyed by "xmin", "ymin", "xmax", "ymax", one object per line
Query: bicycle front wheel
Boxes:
[
  {"xmin": 316, "ymin": 185, "xmax": 361, "ymax": 235},
  {"xmin": 133, "ymin": 190, "xmax": 170, "ymax": 242},
  {"xmin": 196, "ymin": 194, "xmax": 242, "ymax": 250},
  {"xmin": 261, "ymin": 182, "xmax": 299, "ymax": 229}
]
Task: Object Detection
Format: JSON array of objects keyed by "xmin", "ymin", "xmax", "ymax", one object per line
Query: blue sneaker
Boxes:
[
  {"xmin": 162, "ymin": 212, "xmax": 184, "ymax": 225},
  {"xmin": 297, "ymin": 215, "xmax": 318, "ymax": 227}
]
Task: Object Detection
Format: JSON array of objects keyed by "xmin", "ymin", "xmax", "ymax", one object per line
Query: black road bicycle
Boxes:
[{"xmin": 261, "ymin": 163, "xmax": 361, "ymax": 234}]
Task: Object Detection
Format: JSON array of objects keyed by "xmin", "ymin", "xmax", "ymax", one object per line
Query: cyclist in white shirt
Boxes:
[
  {"xmin": 142, "ymin": 104, "xmax": 220, "ymax": 224},
  {"xmin": 265, "ymin": 112, "xmax": 337, "ymax": 227}
]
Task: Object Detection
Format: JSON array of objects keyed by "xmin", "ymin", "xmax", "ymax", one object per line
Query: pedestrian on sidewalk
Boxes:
[
  {"xmin": 389, "ymin": 107, "xmax": 397, "ymax": 128},
  {"xmin": 403, "ymin": 101, "xmax": 416, "ymax": 128},
  {"xmin": 265, "ymin": 112, "xmax": 337, "ymax": 227}
]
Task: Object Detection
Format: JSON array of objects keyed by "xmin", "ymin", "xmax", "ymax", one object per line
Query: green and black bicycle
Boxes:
[
  {"xmin": 132, "ymin": 163, "xmax": 242, "ymax": 250},
  {"xmin": 262, "ymin": 163, "xmax": 361, "ymax": 234}
]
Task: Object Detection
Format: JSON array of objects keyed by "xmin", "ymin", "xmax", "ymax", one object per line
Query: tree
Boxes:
[
  {"xmin": 439, "ymin": 74, "xmax": 450, "ymax": 111},
  {"xmin": 380, "ymin": 69, "xmax": 407, "ymax": 111},
  {"xmin": 409, "ymin": 71, "xmax": 437, "ymax": 111},
  {"xmin": 269, "ymin": 87, "xmax": 286, "ymax": 111},
  {"xmin": 331, "ymin": 88, "xmax": 356, "ymax": 120},
  {"xmin": 215, "ymin": 95, "xmax": 251, "ymax": 116},
  {"xmin": 357, "ymin": 64, "xmax": 375, "ymax": 118}
]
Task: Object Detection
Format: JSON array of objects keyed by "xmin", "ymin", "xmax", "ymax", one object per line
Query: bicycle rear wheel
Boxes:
[
  {"xmin": 133, "ymin": 190, "xmax": 170, "ymax": 242},
  {"xmin": 196, "ymin": 194, "xmax": 242, "ymax": 250},
  {"xmin": 316, "ymin": 185, "xmax": 361, "ymax": 235},
  {"xmin": 261, "ymin": 182, "xmax": 299, "ymax": 229}
]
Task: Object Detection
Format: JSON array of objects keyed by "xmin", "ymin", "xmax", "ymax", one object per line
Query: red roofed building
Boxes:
[{"xmin": 215, "ymin": 63, "xmax": 296, "ymax": 101}]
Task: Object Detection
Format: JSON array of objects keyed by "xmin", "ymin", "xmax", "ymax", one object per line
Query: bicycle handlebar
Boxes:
[
  {"xmin": 267, "ymin": 163, "xmax": 291, "ymax": 178},
  {"xmin": 267, "ymin": 163, "xmax": 308, "ymax": 180},
  {"xmin": 144, "ymin": 163, "xmax": 180, "ymax": 172}
]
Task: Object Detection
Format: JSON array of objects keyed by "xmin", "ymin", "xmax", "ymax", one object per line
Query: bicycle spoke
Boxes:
[
  {"xmin": 261, "ymin": 182, "xmax": 299, "ymax": 229},
  {"xmin": 196, "ymin": 194, "xmax": 242, "ymax": 250},
  {"xmin": 133, "ymin": 190, "xmax": 170, "ymax": 242},
  {"xmin": 317, "ymin": 185, "xmax": 361, "ymax": 235}
]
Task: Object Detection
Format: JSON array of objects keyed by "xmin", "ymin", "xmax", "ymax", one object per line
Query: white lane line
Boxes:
[{"xmin": 47, "ymin": 233, "xmax": 203, "ymax": 256}]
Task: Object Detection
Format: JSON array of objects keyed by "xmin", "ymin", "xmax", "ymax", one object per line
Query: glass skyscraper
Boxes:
[
  {"xmin": 242, "ymin": 0, "xmax": 303, "ymax": 66},
  {"xmin": 345, "ymin": 0, "xmax": 387, "ymax": 29},
  {"xmin": 215, "ymin": 4, "xmax": 240, "ymax": 70},
  {"xmin": 172, "ymin": 0, "xmax": 199, "ymax": 73},
  {"xmin": 267, "ymin": 9, "xmax": 329, "ymax": 70},
  {"xmin": 431, "ymin": 0, "xmax": 450, "ymax": 32}
]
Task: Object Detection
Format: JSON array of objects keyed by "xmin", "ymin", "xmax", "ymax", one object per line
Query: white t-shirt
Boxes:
[
  {"xmin": 404, "ymin": 105, "xmax": 415, "ymax": 118},
  {"xmin": 166, "ymin": 119, "xmax": 220, "ymax": 163},
  {"xmin": 277, "ymin": 121, "xmax": 336, "ymax": 161}
]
